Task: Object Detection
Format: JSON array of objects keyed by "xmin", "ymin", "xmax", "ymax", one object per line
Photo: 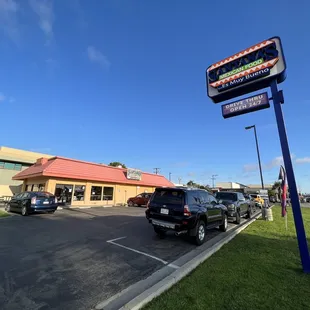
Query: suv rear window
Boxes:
[
  {"xmin": 151, "ymin": 190, "xmax": 184, "ymax": 206},
  {"xmin": 215, "ymin": 192, "xmax": 237, "ymax": 201}
]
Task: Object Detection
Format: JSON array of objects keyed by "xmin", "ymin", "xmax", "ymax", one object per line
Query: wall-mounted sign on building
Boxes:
[
  {"xmin": 206, "ymin": 36, "xmax": 286, "ymax": 103},
  {"xmin": 222, "ymin": 92, "xmax": 269, "ymax": 119},
  {"xmin": 127, "ymin": 168, "xmax": 142, "ymax": 181}
]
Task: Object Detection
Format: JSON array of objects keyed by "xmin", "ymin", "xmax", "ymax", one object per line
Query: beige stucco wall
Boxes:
[
  {"xmin": 0, "ymin": 146, "xmax": 53, "ymax": 197},
  {"xmin": 22, "ymin": 177, "xmax": 155, "ymax": 206}
]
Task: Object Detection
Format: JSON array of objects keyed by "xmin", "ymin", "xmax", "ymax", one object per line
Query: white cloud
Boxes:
[
  {"xmin": 87, "ymin": 46, "xmax": 110, "ymax": 68},
  {"xmin": 295, "ymin": 157, "xmax": 310, "ymax": 164},
  {"xmin": 243, "ymin": 163, "xmax": 259, "ymax": 173},
  {"xmin": 0, "ymin": 92, "xmax": 6, "ymax": 102},
  {"xmin": 0, "ymin": 0, "xmax": 19, "ymax": 42},
  {"xmin": 265, "ymin": 156, "xmax": 284, "ymax": 170},
  {"xmin": 29, "ymin": 0, "xmax": 54, "ymax": 43}
]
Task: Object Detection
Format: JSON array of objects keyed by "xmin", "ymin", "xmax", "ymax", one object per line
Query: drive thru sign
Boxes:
[{"xmin": 206, "ymin": 37, "xmax": 310, "ymax": 273}]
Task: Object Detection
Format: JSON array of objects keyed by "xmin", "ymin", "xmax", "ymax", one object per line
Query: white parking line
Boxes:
[{"xmin": 107, "ymin": 236, "xmax": 177, "ymax": 266}]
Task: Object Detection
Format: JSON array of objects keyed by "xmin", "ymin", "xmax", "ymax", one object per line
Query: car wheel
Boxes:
[
  {"xmin": 246, "ymin": 207, "xmax": 252, "ymax": 219},
  {"xmin": 235, "ymin": 210, "xmax": 241, "ymax": 224},
  {"xmin": 219, "ymin": 214, "xmax": 228, "ymax": 232},
  {"xmin": 128, "ymin": 201, "xmax": 134, "ymax": 207},
  {"xmin": 21, "ymin": 205, "xmax": 28, "ymax": 216},
  {"xmin": 194, "ymin": 221, "xmax": 206, "ymax": 246},
  {"xmin": 154, "ymin": 226, "xmax": 166, "ymax": 238}
]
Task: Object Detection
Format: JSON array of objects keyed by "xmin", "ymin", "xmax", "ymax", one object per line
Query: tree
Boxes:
[
  {"xmin": 109, "ymin": 162, "xmax": 127, "ymax": 169},
  {"xmin": 187, "ymin": 181, "xmax": 212, "ymax": 192},
  {"xmin": 187, "ymin": 180, "xmax": 195, "ymax": 187}
]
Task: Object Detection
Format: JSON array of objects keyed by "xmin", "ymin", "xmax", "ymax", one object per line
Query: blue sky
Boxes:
[{"xmin": 1, "ymin": 0, "xmax": 310, "ymax": 191}]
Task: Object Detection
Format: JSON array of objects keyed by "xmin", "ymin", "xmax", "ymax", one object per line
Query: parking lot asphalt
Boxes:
[{"xmin": 0, "ymin": 206, "xmax": 243, "ymax": 310}]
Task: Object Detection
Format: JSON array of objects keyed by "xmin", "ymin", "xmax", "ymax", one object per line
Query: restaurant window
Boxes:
[
  {"xmin": 90, "ymin": 186, "xmax": 102, "ymax": 201},
  {"xmin": 103, "ymin": 187, "xmax": 114, "ymax": 201},
  {"xmin": 32, "ymin": 184, "xmax": 39, "ymax": 191},
  {"xmin": 74, "ymin": 185, "xmax": 85, "ymax": 201},
  {"xmin": 26, "ymin": 184, "xmax": 33, "ymax": 191},
  {"xmin": 38, "ymin": 184, "xmax": 45, "ymax": 191},
  {"xmin": 54, "ymin": 184, "xmax": 73, "ymax": 205}
]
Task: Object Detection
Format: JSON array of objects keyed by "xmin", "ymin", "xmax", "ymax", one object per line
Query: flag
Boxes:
[{"xmin": 278, "ymin": 165, "xmax": 287, "ymax": 217}]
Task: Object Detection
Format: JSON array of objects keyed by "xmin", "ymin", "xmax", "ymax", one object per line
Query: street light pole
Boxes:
[
  {"xmin": 245, "ymin": 125, "xmax": 264, "ymax": 189},
  {"xmin": 169, "ymin": 172, "xmax": 172, "ymax": 181},
  {"xmin": 211, "ymin": 174, "xmax": 218, "ymax": 188}
]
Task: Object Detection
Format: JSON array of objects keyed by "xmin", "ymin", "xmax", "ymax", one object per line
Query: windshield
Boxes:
[
  {"xmin": 215, "ymin": 192, "xmax": 237, "ymax": 201},
  {"xmin": 151, "ymin": 190, "xmax": 184, "ymax": 206}
]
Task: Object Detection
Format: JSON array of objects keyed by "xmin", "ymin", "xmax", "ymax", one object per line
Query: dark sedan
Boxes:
[{"xmin": 7, "ymin": 191, "xmax": 58, "ymax": 216}]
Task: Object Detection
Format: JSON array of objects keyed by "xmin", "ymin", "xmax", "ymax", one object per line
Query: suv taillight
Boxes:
[
  {"xmin": 31, "ymin": 197, "xmax": 36, "ymax": 205},
  {"xmin": 184, "ymin": 205, "xmax": 191, "ymax": 216}
]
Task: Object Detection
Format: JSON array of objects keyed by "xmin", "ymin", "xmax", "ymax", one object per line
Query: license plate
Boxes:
[
  {"xmin": 160, "ymin": 208, "xmax": 169, "ymax": 215},
  {"xmin": 43, "ymin": 201, "xmax": 49, "ymax": 204}
]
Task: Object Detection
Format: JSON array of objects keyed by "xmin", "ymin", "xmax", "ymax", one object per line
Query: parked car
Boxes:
[
  {"xmin": 145, "ymin": 188, "xmax": 228, "ymax": 245},
  {"xmin": 249, "ymin": 194, "xmax": 264, "ymax": 208},
  {"xmin": 127, "ymin": 193, "xmax": 153, "ymax": 207},
  {"xmin": 215, "ymin": 191, "xmax": 253, "ymax": 223},
  {"xmin": 6, "ymin": 191, "xmax": 58, "ymax": 216},
  {"xmin": 244, "ymin": 194, "xmax": 257, "ymax": 211}
]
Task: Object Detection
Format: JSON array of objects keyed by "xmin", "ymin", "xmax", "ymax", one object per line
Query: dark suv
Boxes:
[
  {"xmin": 215, "ymin": 191, "xmax": 253, "ymax": 224},
  {"xmin": 145, "ymin": 187, "xmax": 228, "ymax": 245}
]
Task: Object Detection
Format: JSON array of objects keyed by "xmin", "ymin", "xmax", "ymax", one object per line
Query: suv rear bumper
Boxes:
[{"xmin": 149, "ymin": 218, "xmax": 195, "ymax": 232}]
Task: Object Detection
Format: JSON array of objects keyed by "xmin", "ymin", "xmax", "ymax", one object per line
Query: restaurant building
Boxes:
[{"xmin": 13, "ymin": 156, "xmax": 174, "ymax": 206}]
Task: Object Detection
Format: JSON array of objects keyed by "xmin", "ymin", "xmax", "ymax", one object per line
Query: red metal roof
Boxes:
[{"xmin": 13, "ymin": 157, "xmax": 174, "ymax": 188}]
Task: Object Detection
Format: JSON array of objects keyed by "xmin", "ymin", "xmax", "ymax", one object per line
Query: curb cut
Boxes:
[{"xmin": 95, "ymin": 212, "xmax": 261, "ymax": 310}]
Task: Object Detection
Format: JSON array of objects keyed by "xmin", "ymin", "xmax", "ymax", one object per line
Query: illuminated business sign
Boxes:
[
  {"xmin": 222, "ymin": 92, "xmax": 269, "ymax": 119},
  {"xmin": 206, "ymin": 37, "xmax": 286, "ymax": 103},
  {"xmin": 127, "ymin": 168, "xmax": 142, "ymax": 181}
]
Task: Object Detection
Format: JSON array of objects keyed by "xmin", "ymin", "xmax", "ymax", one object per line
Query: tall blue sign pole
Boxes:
[
  {"xmin": 206, "ymin": 36, "xmax": 310, "ymax": 273},
  {"xmin": 271, "ymin": 80, "xmax": 310, "ymax": 273}
]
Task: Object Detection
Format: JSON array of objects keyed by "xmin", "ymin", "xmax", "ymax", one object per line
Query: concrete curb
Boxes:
[{"xmin": 95, "ymin": 212, "xmax": 261, "ymax": 310}]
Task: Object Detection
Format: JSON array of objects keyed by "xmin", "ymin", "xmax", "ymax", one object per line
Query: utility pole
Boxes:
[
  {"xmin": 153, "ymin": 168, "xmax": 160, "ymax": 175},
  {"xmin": 169, "ymin": 172, "xmax": 172, "ymax": 181},
  {"xmin": 211, "ymin": 174, "xmax": 218, "ymax": 188},
  {"xmin": 178, "ymin": 177, "xmax": 182, "ymax": 185}
]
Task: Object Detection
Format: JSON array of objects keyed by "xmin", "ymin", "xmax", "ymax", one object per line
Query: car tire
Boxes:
[
  {"xmin": 246, "ymin": 207, "xmax": 252, "ymax": 219},
  {"xmin": 194, "ymin": 221, "xmax": 206, "ymax": 246},
  {"xmin": 219, "ymin": 214, "xmax": 228, "ymax": 232},
  {"xmin": 154, "ymin": 226, "xmax": 166, "ymax": 238},
  {"xmin": 128, "ymin": 201, "xmax": 134, "ymax": 207},
  {"xmin": 21, "ymin": 205, "xmax": 28, "ymax": 216},
  {"xmin": 235, "ymin": 210, "xmax": 241, "ymax": 224}
]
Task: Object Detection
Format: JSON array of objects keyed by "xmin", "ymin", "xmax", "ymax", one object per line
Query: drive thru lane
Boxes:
[{"xmin": 0, "ymin": 206, "xmax": 243, "ymax": 310}]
